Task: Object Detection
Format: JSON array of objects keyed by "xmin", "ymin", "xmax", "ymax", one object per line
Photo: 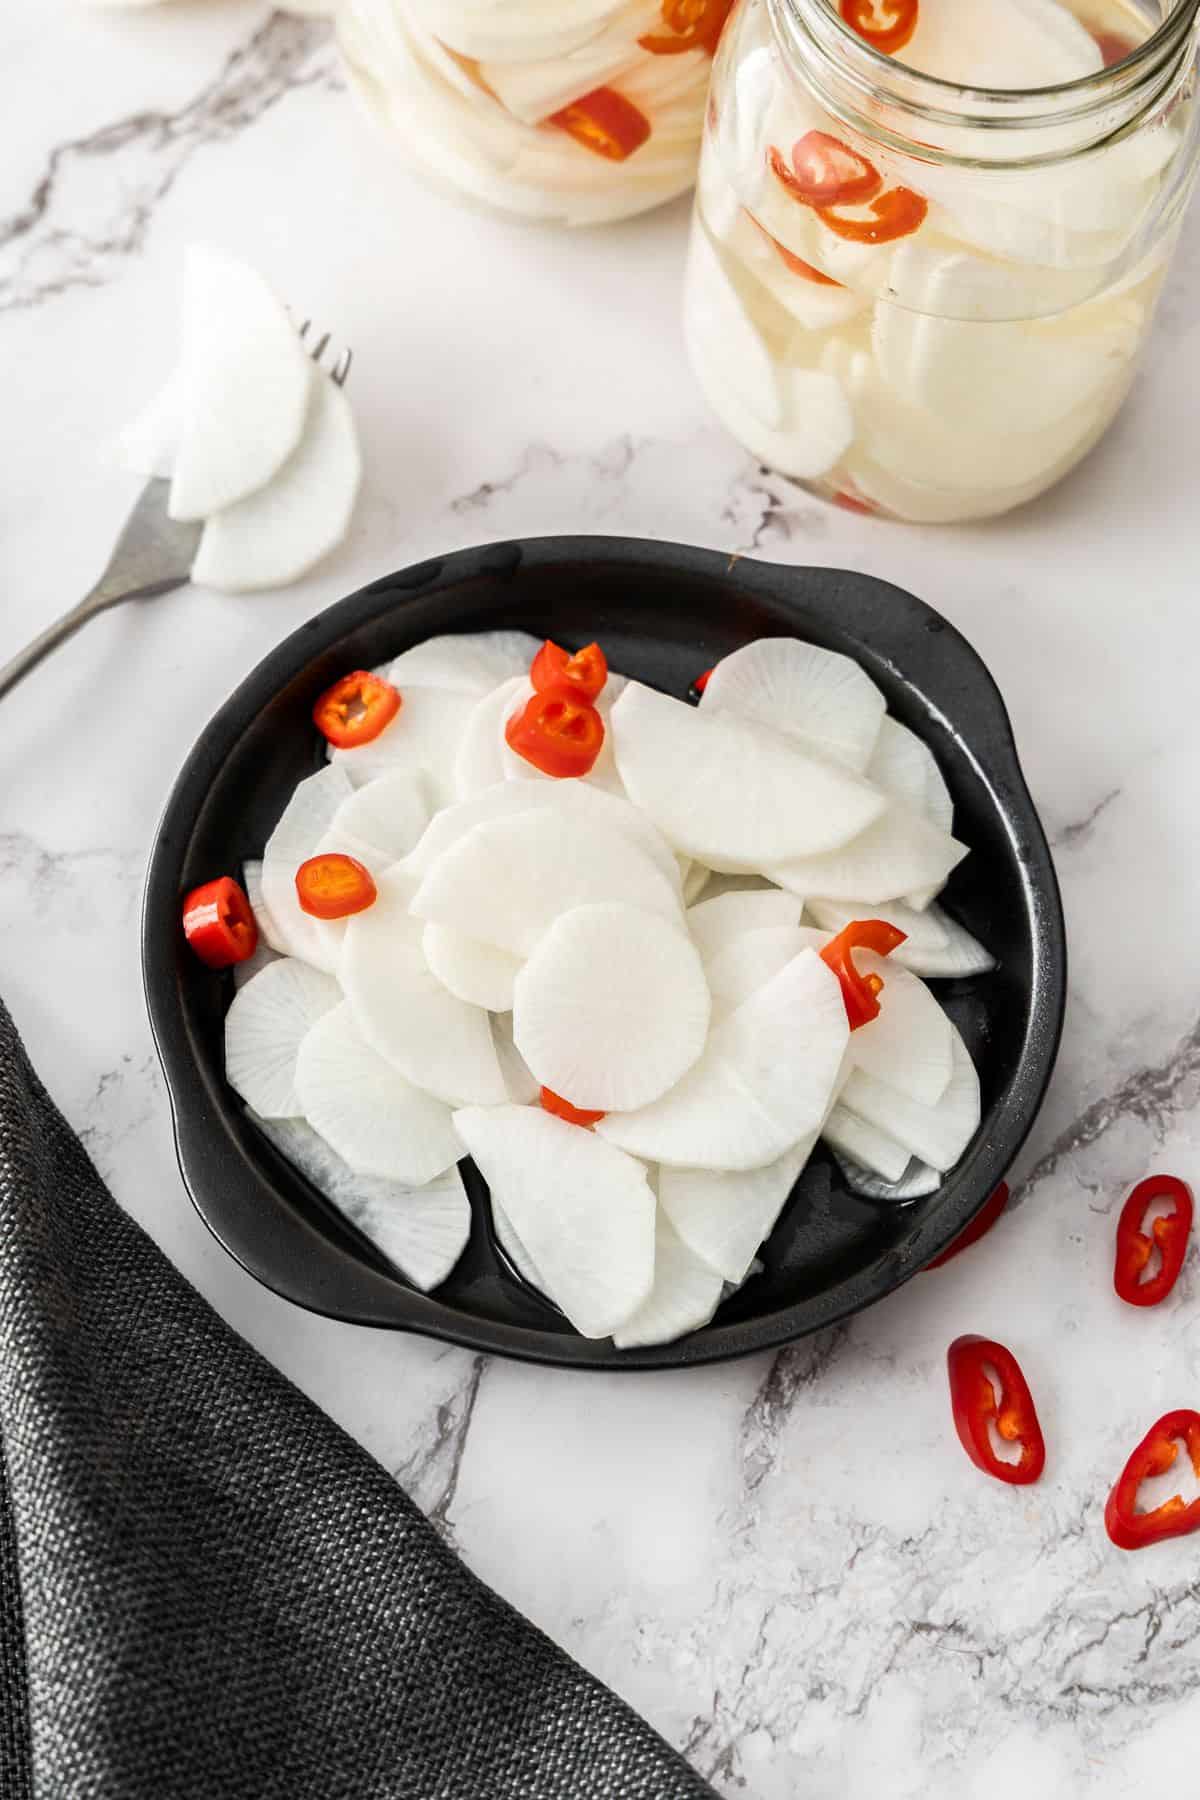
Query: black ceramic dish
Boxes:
[{"xmin": 144, "ymin": 536, "xmax": 1066, "ymax": 1370}]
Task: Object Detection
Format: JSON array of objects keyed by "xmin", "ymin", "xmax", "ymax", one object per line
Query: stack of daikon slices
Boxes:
[{"xmin": 225, "ymin": 630, "xmax": 995, "ymax": 1346}]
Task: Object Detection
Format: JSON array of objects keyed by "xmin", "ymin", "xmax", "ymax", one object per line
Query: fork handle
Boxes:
[{"xmin": 0, "ymin": 590, "xmax": 125, "ymax": 702}]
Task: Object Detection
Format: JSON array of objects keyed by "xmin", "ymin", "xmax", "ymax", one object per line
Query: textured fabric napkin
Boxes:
[{"xmin": 0, "ymin": 999, "xmax": 714, "ymax": 1800}]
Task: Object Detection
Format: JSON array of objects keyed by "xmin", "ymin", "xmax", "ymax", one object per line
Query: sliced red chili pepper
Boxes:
[
  {"xmin": 833, "ymin": 487, "xmax": 878, "ymax": 516},
  {"xmin": 530, "ymin": 640, "xmax": 608, "ymax": 703},
  {"xmin": 947, "ymin": 1336, "xmax": 1046, "ymax": 1486},
  {"xmin": 640, "ymin": 0, "xmax": 735, "ymax": 57},
  {"xmin": 1092, "ymin": 30, "xmax": 1138, "ymax": 66},
  {"xmin": 747, "ymin": 212, "xmax": 846, "ymax": 285},
  {"xmin": 295, "ymin": 853, "xmax": 378, "ymax": 921},
  {"xmin": 819, "ymin": 919, "xmax": 906, "ymax": 1030},
  {"xmin": 182, "ymin": 876, "xmax": 259, "ymax": 969},
  {"xmin": 817, "ymin": 186, "xmax": 928, "ymax": 245},
  {"xmin": 769, "ymin": 134, "xmax": 883, "ymax": 208},
  {"xmin": 313, "ymin": 670, "xmax": 401, "ymax": 750},
  {"xmin": 550, "ymin": 87, "xmax": 652, "ymax": 162},
  {"xmin": 540, "ymin": 1086, "xmax": 606, "ymax": 1127},
  {"xmin": 1113, "ymin": 1174, "xmax": 1193, "ymax": 1307},
  {"xmin": 689, "ymin": 666, "xmax": 714, "ymax": 701},
  {"xmin": 1105, "ymin": 1410, "xmax": 1200, "ymax": 1550},
  {"xmin": 926, "ymin": 1182, "xmax": 1010, "ymax": 1269},
  {"xmin": 505, "ymin": 691, "xmax": 605, "ymax": 779},
  {"xmin": 840, "ymin": 0, "xmax": 919, "ymax": 57}
]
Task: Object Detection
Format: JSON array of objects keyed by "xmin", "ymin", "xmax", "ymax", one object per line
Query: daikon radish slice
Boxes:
[
  {"xmin": 805, "ymin": 897, "xmax": 993, "ymax": 979},
  {"xmin": 329, "ymin": 770, "xmax": 431, "ymax": 867},
  {"xmin": 658, "ymin": 1140, "xmax": 812, "ymax": 1283},
  {"xmin": 821, "ymin": 1104, "xmax": 912, "ymax": 1184},
  {"xmin": 424, "ymin": 923, "xmax": 521, "ymax": 1012},
  {"xmin": 455, "ymin": 676, "xmax": 527, "ymax": 797},
  {"xmin": 686, "ymin": 888, "xmax": 803, "ymax": 963},
  {"xmin": 612, "ymin": 1211, "xmax": 726, "ymax": 1349},
  {"xmin": 491, "ymin": 1013, "xmax": 539, "ymax": 1106},
  {"xmin": 707, "ymin": 924, "xmax": 828, "ymax": 1022},
  {"xmin": 839, "ymin": 1030, "xmax": 981, "ymax": 1171},
  {"xmin": 833, "ymin": 1150, "xmax": 942, "ymax": 1201},
  {"xmin": 849, "ymin": 954, "xmax": 953, "ymax": 1106},
  {"xmin": 224, "ymin": 958, "xmax": 340, "ymax": 1119},
  {"xmin": 388, "ymin": 631, "xmax": 541, "ymax": 696},
  {"xmin": 701, "ymin": 639, "xmax": 886, "ymax": 773},
  {"xmin": 261, "ymin": 765, "xmax": 355, "ymax": 971},
  {"xmin": 768, "ymin": 802, "xmax": 967, "ymax": 904}
]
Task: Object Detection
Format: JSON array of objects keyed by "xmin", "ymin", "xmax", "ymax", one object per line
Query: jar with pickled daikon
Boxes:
[
  {"xmin": 685, "ymin": 0, "xmax": 1200, "ymax": 521},
  {"xmin": 338, "ymin": 0, "xmax": 736, "ymax": 223}
]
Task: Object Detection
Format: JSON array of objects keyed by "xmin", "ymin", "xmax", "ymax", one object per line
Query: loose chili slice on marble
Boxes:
[
  {"xmin": 550, "ymin": 88, "xmax": 652, "ymax": 162},
  {"xmin": 530, "ymin": 640, "xmax": 608, "ymax": 703},
  {"xmin": 840, "ymin": 0, "xmax": 920, "ymax": 56},
  {"xmin": 505, "ymin": 691, "xmax": 605, "ymax": 778},
  {"xmin": 947, "ymin": 1335, "xmax": 1046, "ymax": 1486},
  {"xmin": 1113, "ymin": 1174, "xmax": 1193, "ymax": 1307},
  {"xmin": 540, "ymin": 1087, "xmax": 606, "ymax": 1127},
  {"xmin": 817, "ymin": 186, "xmax": 928, "ymax": 244},
  {"xmin": 768, "ymin": 134, "xmax": 883, "ymax": 208},
  {"xmin": 640, "ymin": 0, "xmax": 735, "ymax": 56},
  {"xmin": 1105, "ymin": 1410, "xmax": 1200, "ymax": 1550},
  {"xmin": 312, "ymin": 670, "xmax": 401, "ymax": 749},
  {"xmin": 295, "ymin": 853, "xmax": 378, "ymax": 921},
  {"xmin": 925, "ymin": 1182, "xmax": 1010, "ymax": 1270},
  {"xmin": 182, "ymin": 877, "xmax": 259, "ymax": 969},
  {"xmin": 819, "ymin": 919, "xmax": 906, "ymax": 1030}
]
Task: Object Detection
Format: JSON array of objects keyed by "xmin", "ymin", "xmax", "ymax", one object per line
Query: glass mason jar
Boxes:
[
  {"xmin": 338, "ymin": 0, "xmax": 736, "ymax": 224},
  {"xmin": 684, "ymin": 0, "xmax": 1200, "ymax": 521}
]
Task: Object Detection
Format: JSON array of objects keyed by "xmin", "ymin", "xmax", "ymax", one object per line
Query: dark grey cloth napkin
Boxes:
[{"xmin": 0, "ymin": 999, "xmax": 715, "ymax": 1800}]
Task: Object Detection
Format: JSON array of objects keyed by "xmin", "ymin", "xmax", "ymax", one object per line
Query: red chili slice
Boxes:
[
  {"xmin": 1092, "ymin": 30, "xmax": 1138, "ymax": 66},
  {"xmin": 769, "ymin": 134, "xmax": 883, "ymax": 208},
  {"xmin": 1113, "ymin": 1175, "xmax": 1193, "ymax": 1307},
  {"xmin": 505, "ymin": 691, "xmax": 605, "ymax": 779},
  {"xmin": 748, "ymin": 213, "xmax": 846, "ymax": 285},
  {"xmin": 550, "ymin": 87, "xmax": 651, "ymax": 161},
  {"xmin": 640, "ymin": 0, "xmax": 735, "ymax": 56},
  {"xmin": 530, "ymin": 640, "xmax": 608, "ymax": 703},
  {"xmin": 925, "ymin": 1182, "xmax": 1010, "ymax": 1269},
  {"xmin": 819, "ymin": 919, "xmax": 906, "ymax": 1030},
  {"xmin": 690, "ymin": 666, "xmax": 714, "ymax": 698},
  {"xmin": 947, "ymin": 1336, "xmax": 1045, "ymax": 1486},
  {"xmin": 540, "ymin": 1086, "xmax": 606, "ymax": 1127},
  {"xmin": 840, "ymin": 0, "xmax": 919, "ymax": 57},
  {"xmin": 817, "ymin": 186, "xmax": 928, "ymax": 244},
  {"xmin": 833, "ymin": 487, "xmax": 878, "ymax": 516},
  {"xmin": 181, "ymin": 876, "xmax": 259, "ymax": 969},
  {"xmin": 1105, "ymin": 1410, "xmax": 1200, "ymax": 1549},
  {"xmin": 313, "ymin": 671, "xmax": 402, "ymax": 750},
  {"xmin": 295, "ymin": 854, "xmax": 378, "ymax": 921}
]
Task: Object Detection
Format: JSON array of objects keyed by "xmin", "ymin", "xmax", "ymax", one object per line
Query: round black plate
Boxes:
[{"xmin": 143, "ymin": 537, "xmax": 1066, "ymax": 1369}]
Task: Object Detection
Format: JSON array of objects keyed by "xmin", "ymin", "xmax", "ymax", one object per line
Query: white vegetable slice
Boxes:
[
  {"xmin": 329, "ymin": 770, "xmax": 431, "ymax": 867},
  {"xmin": 116, "ymin": 362, "xmax": 188, "ymax": 479},
  {"xmin": 849, "ymin": 954, "xmax": 953, "ymax": 1107},
  {"xmin": 658, "ymin": 1141, "xmax": 811, "ymax": 1284},
  {"xmin": 686, "ymin": 888, "xmax": 803, "ymax": 963},
  {"xmin": 168, "ymin": 243, "xmax": 311, "ymax": 522},
  {"xmin": 243, "ymin": 858, "xmax": 288, "ymax": 958},
  {"xmin": 261, "ymin": 764, "xmax": 355, "ymax": 971},
  {"xmin": 224, "ymin": 958, "xmax": 340, "ymax": 1119},
  {"xmin": 867, "ymin": 717, "xmax": 936, "ymax": 812},
  {"xmin": 768, "ymin": 802, "xmax": 968, "ymax": 905},
  {"xmin": 821, "ymin": 1104, "xmax": 912, "ymax": 1184},
  {"xmin": 701, "ymin": 639, "xmax": 886, "ymax": 774},
  {"xmin": 454, "ymin": 1105, "xmax": 656, "ymax": 1338},
  {"xmin": 839, "ymin": 1030, "xmax": 981, "ymax": 1172},
  {"xmin": 491, "ymin": 1013, "xmax": 540, "ymax": 1106},
  {"xmin": 455, "ymin": 676, "xmax": 526, "ymax": 798},
  {"xmin": 192, "ymin": 369, "xmax": 362, "ymax": 593},
  {"xmin": 611, "ymin": 681, "xmax": 886, "ymax": 869},
  {"xmin": 341, "ymin": 868, "xmax": 508, "ymax": 1106},
  {"xmin": 684, "ymin": 227, "xmax": 783, "ymax": 428},
  {"xmin": 513, "ymin": 904, "xmax": 711, "ymax": 1112},
  {"xmin": 411, "ymin": 810, "xmax": 682, "ymax": 959},
  {"xmin": 294, "ymin": 1003, "xmax": 462, "ymax": 1185},
  {"xmin": 330, "ymin": 686, "xmax": 476, "ymax": 809},
  {"xmin": 598, "ymin": 950, "xmax": 848, "ymax": 1171},
  {"xmin": 900, "ymin": 910, "xmax": 996, "ymax": 979},
  {"xmin": 254, "ymin": 1115, "xmax": 469, "ymax": 1291},
  {"xmin": 388, "ymin": 631, "xmax": 540, "ymax": 696},
  {"xmin": 706, "ymin": 925, "xmax": 827, "ymax": 1022},
  {"xmin": 491, "ymin": 1197, "xmax": 544, "ymax": 1289},
  {"xmin": 804, "ymin": 897, "xmax": 994, "ymax": 979},
  {"xmin": 834, "ymin": 1150, "xmax": 942, "ymax": 1201},
  {"xmin": 612, "ymin": 1212, "xmax": 726, "ymax": 1349},
  {"xmin": 424, "ymin": 923, "xmax": 520, "ymax": 1012}
]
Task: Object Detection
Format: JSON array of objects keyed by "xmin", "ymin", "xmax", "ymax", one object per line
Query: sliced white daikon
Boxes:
[
  {"xmin": 901, "ymin": 0, "xmax": 1102, "ymax": 91},
  {"xmin": 330, "ymin": 770, "xmax": 431, "ymax": 867},
  {"xmin": 701, "ymin": 639, "xmax": 886, "ymax": 774},
  {"xmin": 804, "ymin": 897, "xmax": 994, "ymax": 979},
  {"xmin": 612, "ymin": 1212, "xmax": 726, "ymax": 1349},
  {"xmin": 330, "ymin": 685, "xmax": 476, "ymax": 809},
  {"xmin": 192, "ymin": 368, "xmax": 362, "ymax": 593},
  {"xmin": 598, "ymin": 950, "xmax": 848, "ymax": 1171},
  {"xmin": 294, "ymin": 1003, "xmax": 462, "ymax": 1185},
  {"xmin": 454, "ymin": 1105, "xmax": 656, "ymax": 1338},
  {"xmin": 261, "ymin": 764, "xmax": 355, "ymax": 971},
  {"xmin": 658, "ymin": 1141, "xmax": 811, "ymax": 1283},
  {"xmin": 116, "ymin": 362, "xmax": 188, "ymax": 479},
  {"xmin": 513, "ymin": 904, "xmax": 710, "ymax": 1113},
  {"xmin": 491, "ymin": 1197, "xmax": 544, "ymax": 1290},
  {"xmin": 899, "ymin": 909, "xmax": 996, "ymax": 979},
  {"xmin": 424, "ymin": 922, "xmax": 520, "ymax": 1012},
  {"xmin": 839, "ymin": 1030, "xmax": 981, "ymax": 1172},
  {"xmin": 834, "ymin": 1150, "xmax": 942, "ymax": 1202},
  {"xmin": 706, "ymin": 924, "xmax": 828, "ymax": 1022},
  {"xmin": 768, "ymin": 801, "xmax": 967, "ymax": 905},
  {"xmin": 611, "ymin": 681, "xmax": 885, "ymax": 869},
  {"xmin": 455, "ymin": 676, "xmax": 526, "ymax": 798},
  {"xmin": 169, "ymin": 243, "xmax": 311, "ymax": 522},
  {"xmin": 868, "ymin": 717, "xmax": 937, "ymax": 812},
  {"xmin": 387, "ymin": 630, "xmax": 540, "ymax": 697},
  {"xmin": 849, "ymin": 953, "xmax": 953, "ymax": 1106},
  {"xmin": 243, "ymin": 858, "xmax": 288, "ymax": 958},
  {"xmin": 684, "ymin": 227, "xmax": 783, "ymax": 428},
  {"xmin": 411, "ymin": 810, "xmax": 682, "ymax": 959},
  {"xmin": 224, "ymin": 958, "xmax": 340, "ymax": 1119},
  {"xmin": 254, "ymin": 1115, "xmax": 469, "ymax": 1291},
  {"xmin": 686, "ymin": 888, "xmax": 803, "ymax": 963},
  {"xmin": 341, "ymin": 867, "xmax": 508, "ymax": 1106},
  {"xmin": 491, "ymin": 1012, "xmax": 540, "ymax": 1106},
  {"xmin": 821, "ymin": 1104, "xmax": 912, "ymax": 1184}
]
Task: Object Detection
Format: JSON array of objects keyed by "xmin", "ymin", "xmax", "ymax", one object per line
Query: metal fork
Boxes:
[{"xmin": 0, "ymin": 330, "xmax": 353, "ymax": 702}]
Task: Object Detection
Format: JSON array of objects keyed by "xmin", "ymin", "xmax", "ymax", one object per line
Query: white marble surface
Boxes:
[{"xmin": 5, "ymin": 3, "xmax": 1200, "ymax": 1793}]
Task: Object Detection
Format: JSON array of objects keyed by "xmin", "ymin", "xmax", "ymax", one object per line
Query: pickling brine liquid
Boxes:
[{"xmin": 685, "ymin": 0, "xmax": 1199, "ymax": 521}]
